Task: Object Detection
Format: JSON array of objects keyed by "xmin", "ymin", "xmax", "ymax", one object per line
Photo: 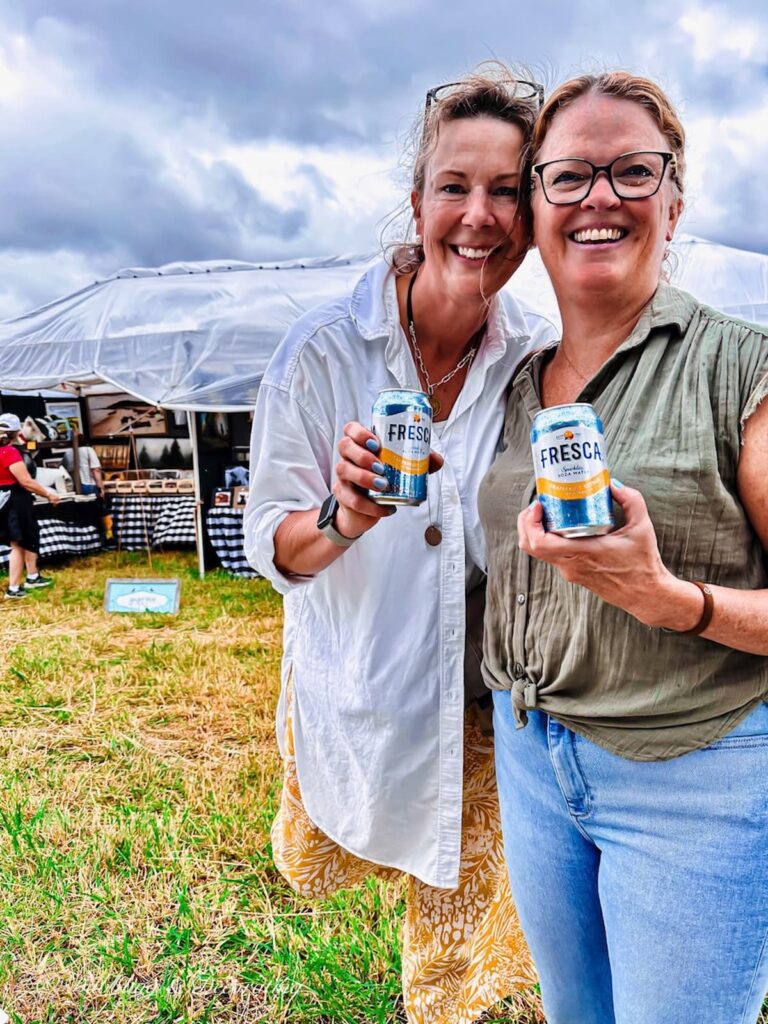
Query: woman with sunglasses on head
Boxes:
[
  {"xmin": 479, "ymin": 71, "xmax": 768, "ymax": 1024},
  {"xmin": 245, "ymin": 64, "xmax": 558, "ymax": 1024}
]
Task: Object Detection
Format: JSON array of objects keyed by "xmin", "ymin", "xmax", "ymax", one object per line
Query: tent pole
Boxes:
[{"xmin": 187, "ymin": 411, "xmax": 205, "ymax": 579}]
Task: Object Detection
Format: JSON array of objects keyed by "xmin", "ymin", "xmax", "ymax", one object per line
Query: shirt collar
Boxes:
[
  {"xmin": 514, "ymin": 281, "xmax": 701, "ymax": 406},
  {"xmin": 614, "ymin": 281, "xmax": 700, "ymax": 356},
  {"xmin": 348, "ymin": 257, "xmax": 531, "ymax": 353},
  {"xmin": 348, "ymin": 260, "xmax": 393, "ymax": 342}
]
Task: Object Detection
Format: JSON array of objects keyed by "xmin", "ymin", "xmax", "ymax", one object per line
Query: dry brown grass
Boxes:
[
  {"xmin": 0, "ymin": 552, "xmax": 305, "ymax": 1022},
  {"xmin": 1, "ymin": 550, "xmax": 745, "ymax": 1024}
]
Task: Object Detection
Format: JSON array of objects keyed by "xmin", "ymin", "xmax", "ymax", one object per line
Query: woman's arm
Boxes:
[
  {"xmin": 8, "ymin": 461, "xmax": 61, "ymax": 503},
  {"xmin": 88, "ymin": 450, "xmax": 105, "ymax": 494},
  {"xmin": 273, "ymin": 422, "xmax": 395, "ymax": 576},
  {"xmin": 517, "ymin": 397, "xmax": 768, "ymax": 655}
]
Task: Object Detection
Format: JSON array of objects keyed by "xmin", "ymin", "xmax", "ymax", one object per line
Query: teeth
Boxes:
[
  {"xmin": 457, "ymin": 246, "xmax": 495, "ymax": 259},
  {"xmin": 572, "ymin": 227, "xmax": 625, "ymax": 244}
]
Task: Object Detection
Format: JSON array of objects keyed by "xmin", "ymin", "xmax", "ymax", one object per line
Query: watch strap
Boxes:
[
  {"xmin": 319, "ymin": 520, "xmax": 358, "ymax": 547},
  {"xmin": 317, "ymin": 495, "xmax": 358, "ymax": 548}
]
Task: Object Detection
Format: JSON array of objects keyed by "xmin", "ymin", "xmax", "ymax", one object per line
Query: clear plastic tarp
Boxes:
[{"xmin": 0, "ymin": 235, "xmax": 765, "ymax": 410}]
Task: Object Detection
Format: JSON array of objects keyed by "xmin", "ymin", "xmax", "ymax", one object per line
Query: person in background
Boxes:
[
  {"xmin": 245, "ymin": 64, "xmax": 558, "ymax": 1024},
  {"xmin": 63, "ymin": 434, "xmax": 104, "ymax": 496},
  {"xmin": 0, "ymin": 413, "xmax": 60, "ymax": 598},
  {"xmin": 479, "ymin": 71, "xmax": 768, "ymax": 1024}
]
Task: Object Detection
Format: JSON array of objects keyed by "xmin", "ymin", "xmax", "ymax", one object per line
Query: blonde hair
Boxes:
[
  {"xmin": 390, "ymin": 61, "xmax": 542, "ymax": 272},
  {"xmin": 530, "ymin": 71, "xmax": 686, "ymax": 200}
]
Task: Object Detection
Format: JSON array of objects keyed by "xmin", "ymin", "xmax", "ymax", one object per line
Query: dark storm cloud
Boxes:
[
  {"xmin": 4, "ymin": 0, "xmax": 581, "ymax": 144},
  {"xmin": 0, "ymin": 0, "xmax": 766, "ymax": 317},
  {"xmin": 0, "ymin": 130, "xmax": 305, "ymax": 266},
  {"xmin": 6, "ymin": 0, "xmax": 766, "ymax": 149}
]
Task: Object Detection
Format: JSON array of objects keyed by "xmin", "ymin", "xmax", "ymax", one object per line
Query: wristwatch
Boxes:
[{"xmin": 317, "ymin": 494, "xmax": 358, "ymax": 548}]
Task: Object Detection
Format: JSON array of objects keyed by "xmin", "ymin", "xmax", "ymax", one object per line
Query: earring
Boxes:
[{"xmin": 414, "ymin": 233, "xmax": 422, "ymax": 245}]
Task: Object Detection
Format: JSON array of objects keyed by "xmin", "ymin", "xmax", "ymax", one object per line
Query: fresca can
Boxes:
[
  {"xmin": 530, "ymin": 403, "xmax": 613, "ymax": 537},
  {"xmin": 370, "ymin": 389, "xmax": 432, "ymax": 505}
]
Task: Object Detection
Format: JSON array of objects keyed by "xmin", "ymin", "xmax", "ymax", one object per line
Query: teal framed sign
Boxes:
[{"xmin": 104, "ymin": 578, "xmax": 181, "ymax": 614}]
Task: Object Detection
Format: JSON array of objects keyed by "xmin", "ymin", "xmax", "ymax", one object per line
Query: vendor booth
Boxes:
[{"xmin": 0, "ymin": 237, "xmax": 766, "ymax": 576}]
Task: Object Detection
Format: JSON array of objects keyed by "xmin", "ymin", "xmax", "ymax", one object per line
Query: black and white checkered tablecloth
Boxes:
[
  {"xmin": 110, "ymin": 495, "xmax": 197, "ymax": 550},
  {"xmin": 0, "ymin": 502, "xmax": 102, "ymax": 565},
  {"xmin": 205, "ymin": 507, "xmax": 259, "ymax": 577}
]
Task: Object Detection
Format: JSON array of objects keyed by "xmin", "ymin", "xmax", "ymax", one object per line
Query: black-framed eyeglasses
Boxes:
[
  {"xmin": 532, "ymin": 151, "xmax": 677, "ymax": 205},
  {"xmin": 424, "ymin": 78, "xmax": 545, "ymax": 120}
]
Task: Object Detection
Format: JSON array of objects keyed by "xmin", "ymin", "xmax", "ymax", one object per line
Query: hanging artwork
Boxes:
[
  {"xmin": 86, "ymin": 393, "xmax": 166, "ymax": 437},
  {"xmin": 198, "ymin": 412, "xmax": 230, "ymax": 451},
  {"xmin": 135, "ymin": 438, "xmax": 193, "ymax": 470},
  {"xmin": 44, "ymin": 401, "xmax": 84, "ymax": 439}
]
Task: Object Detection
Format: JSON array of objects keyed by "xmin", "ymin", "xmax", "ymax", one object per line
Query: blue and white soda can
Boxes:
[
  {"xmin": 530, "ymin": 403, "xmax": 614, "ymax": 536},
  {"xmin": 370, "ymin": 389, "xmax": 432, "ymax": 505}
]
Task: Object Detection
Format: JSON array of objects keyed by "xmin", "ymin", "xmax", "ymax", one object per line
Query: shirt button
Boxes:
[
  {"xmin": 516, "ymin": 593, "xmax": 526, "ymax": 605},
  {"xmin": 513, "ymin": 662, "xmax": 524, "ymax": 679}
]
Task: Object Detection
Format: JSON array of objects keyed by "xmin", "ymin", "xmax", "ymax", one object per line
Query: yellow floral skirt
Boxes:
[{"xmin": 272, "ymin": 704, "xmax": 535, "ymax": 1024}]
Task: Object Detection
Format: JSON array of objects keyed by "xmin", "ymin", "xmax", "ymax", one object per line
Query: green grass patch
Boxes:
[{"xmin": 0, "ymin": 551, "xmax": 761, "ymax": 1023}]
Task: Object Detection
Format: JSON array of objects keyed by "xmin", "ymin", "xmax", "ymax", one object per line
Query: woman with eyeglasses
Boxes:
[
  {"xmin": 479, "ymin": 71, "xmax": 768, "ymax": 1024},
  {"xmin": 245, "ymin": 64, "xmax": 557, "ymax": 1024}
]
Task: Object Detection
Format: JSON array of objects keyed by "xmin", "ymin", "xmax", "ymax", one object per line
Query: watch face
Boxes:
[{"xmin": 317, "ymin": 494, "xmax": 338, "ymax": 531}]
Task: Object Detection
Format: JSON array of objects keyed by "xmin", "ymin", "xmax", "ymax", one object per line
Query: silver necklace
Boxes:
[
  {"xmin": 406, "ymin": 271, "xmax": 483, "ymax": 418},
  {"xmin": 558, "ymin": 343, "xmax": 590, "ymax": 385},
  {"xmin": 404, "ymin": 272, "xmax": 486, "ymax": 546}
]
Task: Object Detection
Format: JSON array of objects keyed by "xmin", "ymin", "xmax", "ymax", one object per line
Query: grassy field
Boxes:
[
  {"xmin": 0, "ymin": 551, "xmax": 546, "ymax": 1024},
  {"xmin": 0, "ymin": 551, "xmax": 764, "ymax": 1024}
]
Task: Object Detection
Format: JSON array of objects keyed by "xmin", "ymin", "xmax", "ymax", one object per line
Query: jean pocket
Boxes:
[{"xmin": 702, "ymin": 702, "xmax": 768, "ymax": 749}]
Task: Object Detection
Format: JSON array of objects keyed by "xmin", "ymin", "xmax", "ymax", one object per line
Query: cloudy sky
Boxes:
[{"xmin": 0, "ymin": 0, "xmax": 766, "ymax": 317}]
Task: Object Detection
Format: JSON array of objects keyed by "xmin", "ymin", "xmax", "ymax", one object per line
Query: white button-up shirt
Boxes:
[{"xmin": 244, "ymin": 260, "xmax": 557, "ymax": 887}]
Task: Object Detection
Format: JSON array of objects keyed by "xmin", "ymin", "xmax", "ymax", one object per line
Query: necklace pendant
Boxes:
[
  {"xmin": 425, "ymin": 524, "xmax": 442, "ymax": 546},
  {"xmin": 428, "ymin": 393, "xmax": 441, "ymax": 416}
]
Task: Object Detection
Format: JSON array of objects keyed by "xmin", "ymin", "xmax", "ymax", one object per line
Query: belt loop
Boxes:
[{"xmin": 524, "ymin": 683, "xmax": 539, "ymax": 708}]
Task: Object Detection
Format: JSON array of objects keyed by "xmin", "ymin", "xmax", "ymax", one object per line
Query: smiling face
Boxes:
[
  {"xmin": 532, "ymin": 93, "xmax": 682, "ymax": 305},
  {"xmin": 412, "ymin": 115, "xmax": 530, "ymax": 300}
]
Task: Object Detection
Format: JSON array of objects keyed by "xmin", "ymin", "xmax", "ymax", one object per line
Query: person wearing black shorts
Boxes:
[{"xmin": 0, "ymin": 414, "xmax": 61, "ymax": 599}]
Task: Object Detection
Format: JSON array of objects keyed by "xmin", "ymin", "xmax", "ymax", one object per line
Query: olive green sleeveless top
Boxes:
[{"xmin": 478, "ymin": 283, "xmax": 768, "ymax": 761}]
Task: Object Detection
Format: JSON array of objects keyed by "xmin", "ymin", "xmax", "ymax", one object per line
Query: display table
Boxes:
[
  {"xmin": 205, "ymin": 507, "xmax": 259, "ymax": 577},
  {"xmin": 110, "ymin": 494, "xmax": 197, "ymax": 550},
  {"xmin": 0, "ymin": 497, "xmax": 102, "ymax": 565}
]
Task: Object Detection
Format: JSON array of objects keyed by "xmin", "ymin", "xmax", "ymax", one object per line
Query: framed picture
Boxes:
[
  {"xmin": 44, "ymin": 401, "xmax": 83, "ymax": 439},
  {"xmin": 104, "ymin": 578, "xmax": 181, "ymax": 614},
  {"xmin": 198, "ymin": 412, "xmax": 230, "ymax": 451},
  {"xmin": 136, "ymin": 438, "xmax": 193, "ymax": 471},
  {"xmin": 232, "ymin": 486, "xmax": 249, "ymax": 509},
  {"xmin": 229, "ymin": 412, "xmax": 252, "ymax": 447},
  {"xmin": 213, "ymin": 488, "xmax": 232, "ymax": 508},
  {"xmin": 86, "ymin": 393, "xmax": 166, "ymax": 437},
  {"xmin": 166, "ymin": 408, "xmax": 190, "ymax": 438},
  {"xmin": 93, "ymin": 442, "xmax": 130, "ymax": 471},
  {"xmin": 42, "ymin": 457, "xmax": 64, "ymax": 469}
]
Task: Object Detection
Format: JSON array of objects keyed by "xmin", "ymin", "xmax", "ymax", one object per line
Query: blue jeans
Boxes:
[{"xmin": 493, "ymin": 693, "xmax": 768, "ymax": 1024}]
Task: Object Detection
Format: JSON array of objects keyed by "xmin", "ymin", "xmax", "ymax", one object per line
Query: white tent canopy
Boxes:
[{"xmin": 0, "ymin": 234, "xmax": 766, "ymax": 411}]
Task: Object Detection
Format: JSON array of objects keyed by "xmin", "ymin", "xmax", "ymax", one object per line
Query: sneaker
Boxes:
[
  {"xmin": 25, "ymin": 574, "xmax": 53, "ymax": 589},
  {"xmin": 5, "ymin": 587, "xmax": 27, "ymax": 599}
]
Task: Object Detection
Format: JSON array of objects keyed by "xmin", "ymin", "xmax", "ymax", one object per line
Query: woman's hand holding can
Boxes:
[
  {"xmin": 334, "ymin": 422, "xmax": 398, "ymax": 538},
  {"xmin": 335, "ymin": 421, "xmax": 444, "ymax": 539}
]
